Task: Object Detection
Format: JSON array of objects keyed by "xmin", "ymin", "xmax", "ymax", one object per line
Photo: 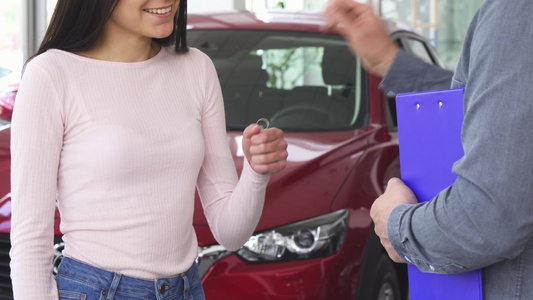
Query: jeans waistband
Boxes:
[{"xmin": 57, "ymin": 256, "xmax": 198, "ymax": 298}]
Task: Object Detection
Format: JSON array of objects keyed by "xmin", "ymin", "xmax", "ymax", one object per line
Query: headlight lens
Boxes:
[
  {"xmin": 237, "ymin": 209, "xmax": 348, "ymax": 263},
  {"xmin": 53, "ymin": 239, "xmax": 64, "ymax": 275}
]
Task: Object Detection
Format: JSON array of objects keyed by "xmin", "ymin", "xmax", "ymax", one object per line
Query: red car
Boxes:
[{"xmin": 0, "ymin": 10, "xmax": 444, "ymax": 300}]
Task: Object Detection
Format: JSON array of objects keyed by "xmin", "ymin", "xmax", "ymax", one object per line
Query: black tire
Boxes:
[
  {"xmin": 370, "ymin": 255, "xmax": 402, "ymax": 300},
  {"xmin": 355, "ymin": 228, "xmax": 407, "ymax": 300}
]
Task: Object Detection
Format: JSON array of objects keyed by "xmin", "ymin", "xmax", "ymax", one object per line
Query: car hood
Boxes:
[{"xmin": 193, "ymin": 130, "xmax": 369, "ymax": 244}]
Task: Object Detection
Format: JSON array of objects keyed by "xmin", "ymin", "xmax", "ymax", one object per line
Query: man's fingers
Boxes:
[
  {"xmin": 378, "ymin": 235, "xmax": 405, "ymax": 263},
  {"xmin": 325, "ymin": 0, "xmax": 372, "ymax": 27},
  {"xmin": 386, "ymin": 246, "xmax": 405, "ymax": 263},
  {"xmin": 385, "ymin": 178, "xmax": 419, "ymax": 204}
]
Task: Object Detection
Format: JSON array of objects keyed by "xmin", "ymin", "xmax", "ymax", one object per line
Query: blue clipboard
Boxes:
[{"xmin": 396, "ymin": 88, "xmax": 483, "ymax": 300}]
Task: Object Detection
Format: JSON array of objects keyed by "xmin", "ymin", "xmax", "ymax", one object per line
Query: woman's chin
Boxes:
[{"xmin": 152, "ymin": 30, "xmax": 174, "ymax": 40}]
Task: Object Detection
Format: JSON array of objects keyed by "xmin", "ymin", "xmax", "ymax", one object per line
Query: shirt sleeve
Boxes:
[
  {"xmin": 195, "ymin": 54, "xmax": 270, "ymax": 251},
  {"xmin": 388, "ymin": 0, "xmax": 533, "ymax": 274},
  {"xmin": 379, "ymin": 49, "xmax": 454, "ymax": 96},
  {"xmin": 10, "ymin": 61, "xmax": 63, "ymax": 299}
]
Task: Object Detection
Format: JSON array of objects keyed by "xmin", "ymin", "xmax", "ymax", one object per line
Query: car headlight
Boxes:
[
  {"xmin": 237, "ymin": 209, "xmax": 348, "ymax": 263},
  {"xmin": 53, "ymin": 239, "xmax": 65, "ymax": 275}
]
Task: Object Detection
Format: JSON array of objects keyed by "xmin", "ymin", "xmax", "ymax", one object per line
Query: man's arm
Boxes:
[
  {"xmin": 380, "ymin": 50, "xmax": 453, "ymax": 96},
  {"xmin": 325, "ymin": 0, "xmax": 453, "ymax": 96},
  {"xmin": 384, "ymin": 0, "xmax": 533, "ymax": 273}
]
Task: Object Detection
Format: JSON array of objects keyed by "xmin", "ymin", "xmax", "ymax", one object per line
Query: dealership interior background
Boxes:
[{"xmin": 2, "ymin": 0, "xmax": 483, "ymax": 80}]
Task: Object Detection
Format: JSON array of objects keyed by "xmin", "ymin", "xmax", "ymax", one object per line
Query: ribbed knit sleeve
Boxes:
[
  {"xmin": 196, "ymin": 55, "xmax": 270, "ymax": 251},
  {"xmin": 10, "ymin": 60, "xmax": 63, "ymax": 299}
]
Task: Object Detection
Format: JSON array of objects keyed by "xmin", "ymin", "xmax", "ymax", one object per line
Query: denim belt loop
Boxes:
[
  {"xmin": 182, "ymin": 273, "xmax": 189, "ymax": 298},
  {"xmin": 106, "ymin": 272, "xmax": 122, "ymax": 299}
]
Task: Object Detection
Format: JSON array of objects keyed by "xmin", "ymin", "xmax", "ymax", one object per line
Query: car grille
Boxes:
[{"xmin": 0, "ymin": 234, "xmax": 12, "ymax": 299}]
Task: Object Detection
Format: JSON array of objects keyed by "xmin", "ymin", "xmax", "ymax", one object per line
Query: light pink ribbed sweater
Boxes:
[{"xmin": 9, "ymin": 47, "xmax": 269, "ymax": 299}]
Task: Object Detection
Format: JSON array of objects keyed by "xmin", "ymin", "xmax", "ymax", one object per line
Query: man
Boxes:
[{"xmin": 326, "ymin": 0, "xmax": 533, "ymax": 299}]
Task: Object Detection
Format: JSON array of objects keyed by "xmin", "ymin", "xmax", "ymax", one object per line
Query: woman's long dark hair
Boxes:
[{"xmin": 30, "ymin": 0, "xmax": 188, "ymax": 61}]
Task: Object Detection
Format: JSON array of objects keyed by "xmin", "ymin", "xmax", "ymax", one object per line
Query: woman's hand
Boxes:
[{"xmin": 242, "ymin": 124, "xmax": 288, "ymax": 175}]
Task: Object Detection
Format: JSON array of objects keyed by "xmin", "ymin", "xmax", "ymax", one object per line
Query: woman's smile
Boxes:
[{"xmin": 143, "ymin": 5, "xmax": 173, "ymax": 16}]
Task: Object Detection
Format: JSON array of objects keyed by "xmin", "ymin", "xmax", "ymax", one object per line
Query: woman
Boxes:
[{"xmin": 9, "ymin": 0, "xmax": 288, "ymax": 299}]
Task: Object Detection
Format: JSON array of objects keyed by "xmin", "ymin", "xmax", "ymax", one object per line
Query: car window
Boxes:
[{"xmin": 188, "ymin": 30, "xmax": 368, "ymax": 132}]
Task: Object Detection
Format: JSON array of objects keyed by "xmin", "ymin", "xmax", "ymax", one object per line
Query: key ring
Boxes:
[{"xmin": 256, "ymin": 118, "xmax": 270, "ymax": 131}]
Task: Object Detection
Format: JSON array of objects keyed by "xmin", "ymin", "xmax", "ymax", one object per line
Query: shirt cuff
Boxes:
[
  {"xmin": 387, "ymin": 203, "xmax": 414, "ymax": 264},
  {"xmin": 241, "ymin": 157, "xmax": 271, "ymax": 187}
]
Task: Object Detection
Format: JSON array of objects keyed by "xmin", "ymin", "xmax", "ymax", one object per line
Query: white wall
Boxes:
[
  {"xmin": 246, "ymin": 0, "xmax": 320, "ymax": 11},
  {"xmin": 187, "ymin": 0, "xmax": 376, "ymax": 14},
  {"xmin": 188, "ymin": 0, "xmax": 235, "ymax": 13},
  {"xmin": 188, "ymin": 0, "xmax": 329, "ymax": 13}
]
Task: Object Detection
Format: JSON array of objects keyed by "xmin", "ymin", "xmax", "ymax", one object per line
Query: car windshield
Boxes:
[{"xmin": 188, "ymin": 30, "xmax": 368, "ymax": 132}]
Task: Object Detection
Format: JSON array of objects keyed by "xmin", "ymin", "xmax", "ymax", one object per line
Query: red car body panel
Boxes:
[
  {"xmin": 0, "ymin": 125, "xmax": 11, "ymax": 234},
  {"xmin": 0, "ymin": 83, "xmax": 16, "ymax": 121}
]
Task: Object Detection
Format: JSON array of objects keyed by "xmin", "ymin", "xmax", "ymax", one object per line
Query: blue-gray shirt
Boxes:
[{"xmin": 381, "ymin": 0, "xmax": 533, "ymax": 299}]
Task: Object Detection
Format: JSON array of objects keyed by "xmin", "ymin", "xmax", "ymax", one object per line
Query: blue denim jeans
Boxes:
[{"xmin": 55, "ymin": 257, "xmax": 206, "ymax": 300}]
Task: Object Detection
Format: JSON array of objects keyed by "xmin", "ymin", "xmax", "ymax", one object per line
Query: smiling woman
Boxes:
[
  {"xmin": 9, "ymin": 0, "xmax": 289, "ymax": 299},
  {"xmin": 32, "ymin": 0, "xmax": 188, "ymax": 62}
]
